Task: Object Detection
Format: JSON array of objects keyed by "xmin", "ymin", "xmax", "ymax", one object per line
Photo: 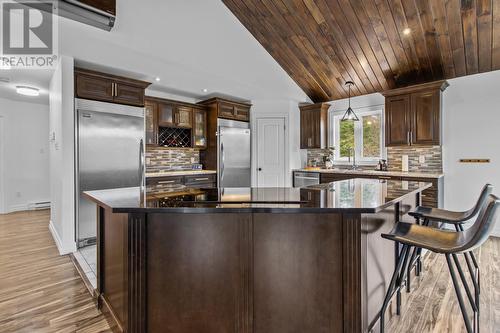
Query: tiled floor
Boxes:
[{"xmin": 74, "ymin": 245, "xmax": 97, "ymax": 289}]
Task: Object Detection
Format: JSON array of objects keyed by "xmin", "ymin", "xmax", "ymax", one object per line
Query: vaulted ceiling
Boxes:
[{"xmin": 223, "ymin": 0, "xmax": 500, "ymax": 102}]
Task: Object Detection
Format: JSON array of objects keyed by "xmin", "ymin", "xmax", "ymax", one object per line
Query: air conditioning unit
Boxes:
[{"xmin": 21, "ymin": 0, "xmax": 116, "ymax": 31}]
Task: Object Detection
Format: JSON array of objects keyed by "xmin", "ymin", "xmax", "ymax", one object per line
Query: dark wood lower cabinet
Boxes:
[{"xmin": 95, "ymin": 194, "xmax": 420, "ymax": 333}]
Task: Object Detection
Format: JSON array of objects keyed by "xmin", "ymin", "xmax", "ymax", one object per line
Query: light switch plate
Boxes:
[{"xmin": 419, "ymin": 155, "xmax": 426, "ymax": 164}]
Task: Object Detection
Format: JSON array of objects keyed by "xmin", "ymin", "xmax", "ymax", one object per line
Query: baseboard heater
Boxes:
[
  {"xmin": 19, "ymin": 0, "xmax": 115, "ymax": 31},
  {"xmin": 28, "ymin": 201, "xmax": 51, "ymax": 210}
]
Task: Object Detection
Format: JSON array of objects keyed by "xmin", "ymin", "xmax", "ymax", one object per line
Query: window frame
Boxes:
[{"xmin": 330, "ymin": 107, "xmax": 385, "ymax": 165}]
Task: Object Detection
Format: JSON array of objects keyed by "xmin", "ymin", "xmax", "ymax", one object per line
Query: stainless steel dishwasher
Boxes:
[{"xmin": 293, "ymin": 172, "xmax": 320, "ymax": 187}]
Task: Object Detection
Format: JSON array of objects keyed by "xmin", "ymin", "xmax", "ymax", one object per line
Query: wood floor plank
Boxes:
[
  {"xmin": 388, "ymin": 238, "xmax": 500, "ymax": 332},
  {"xmin": 0, "ymin": 210, "xmax": 111, "ymax": 333}
]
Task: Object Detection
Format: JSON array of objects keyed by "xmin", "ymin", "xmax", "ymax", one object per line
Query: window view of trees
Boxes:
[
  {"xmin": 334, "ymin": 110, "xmax": 382, "ymax": 162},
  {"xmin": 362, "ymin": 115, "xmax": 381, "ymax": 158},
  {"xmin": 339, "ymin": 121, "xmax": 354, "ymax": 157}
]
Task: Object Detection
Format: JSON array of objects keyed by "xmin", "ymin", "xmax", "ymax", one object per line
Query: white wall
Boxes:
[
  {"xmin": 0, "ymin": 97, "xmax": 50, "ymax": 213},
  {"xmin": 250, "ymin": 100, "xmax": 301, "ymax": 187},
  {"xmin": 443, "ymin": 70, "xmax": 500, "ymax": 236},
  {"xmin": 48, "ymin": 56, "xmax": 76, "ymax": 254}
]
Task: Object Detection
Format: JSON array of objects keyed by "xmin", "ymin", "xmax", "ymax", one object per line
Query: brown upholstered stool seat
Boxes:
[{"xmin": 382, "ymin": 222, "xmax": 467, "ymax": 254}]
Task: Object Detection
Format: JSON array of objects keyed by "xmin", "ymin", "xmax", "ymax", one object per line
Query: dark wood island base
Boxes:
[{"xmin": 85, "ymin": 181, "xmax": 429, "ymax": 333}]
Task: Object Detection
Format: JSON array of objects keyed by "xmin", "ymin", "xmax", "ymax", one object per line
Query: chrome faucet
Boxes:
[{"xmin": 348, "ymin": 148, "xmax": 359, "ymax": 170}]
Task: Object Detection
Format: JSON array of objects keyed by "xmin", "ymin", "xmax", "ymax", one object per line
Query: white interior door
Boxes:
[{"xmin": 256, "ymin": 118, "xmax": 285, "ymax": 187}]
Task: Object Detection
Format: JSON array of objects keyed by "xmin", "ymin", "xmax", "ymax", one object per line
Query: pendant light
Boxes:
[{"xmin": 341, "ymin": 81, "xmax": 359, "ymax": 122}]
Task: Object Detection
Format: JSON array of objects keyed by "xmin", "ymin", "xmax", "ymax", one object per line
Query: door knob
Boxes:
[{"xmin": 258, "ymin": 168, "xmax": 262, "ymax": 171}]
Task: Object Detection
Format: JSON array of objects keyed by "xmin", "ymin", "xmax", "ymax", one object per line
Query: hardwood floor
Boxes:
[
  {"xmin": 388, "ymin": 237, "xmax": 500, "ymax": 333},
  {"xmin": 0, "ymin": 209, "xmax": 498, "ymax": 332},
  {"xmin": 0, "ymin": 210, "xmax": 111, "ymax": 333}
]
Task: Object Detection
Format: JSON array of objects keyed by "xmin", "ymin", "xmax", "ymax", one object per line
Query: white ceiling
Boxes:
[
  {"xmin": 1, "ymin": 0, "xmax": 310, "ymax": 105},
  {"xmin": 0, "ymin": 69, "xmax": 53, "ymax": 104}
]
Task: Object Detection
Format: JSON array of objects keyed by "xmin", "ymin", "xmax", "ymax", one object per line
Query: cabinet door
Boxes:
[
  {"xmin": 192, "ymin": 109, "xmax": 207, "ymax": 149},
  {"xmin": 218, "ymin": 102, "xmax": 235, "ymax": 119},
  {"xmin": 158, "ymin": 103, "xmax": 175, "ymax": 127},
  {"xmin": 385, "ymin": 95, "xmax": 411, "ymax": 146},
  {"xmin": 175, "ymin": 106, "xmax": 192, "ymax": 128},
  {"xmin": 309, "ymin": 109, "xmax": 322, "ymax": 148},
  {"xmin": 145, "ymin": 100, "xmax": 158, "ymax": 145},
  {"xmin": 234, "ymin": 105, "xmax": 250, "ymax": 121},
  {"xmin": 75, "ymin": 73, "xmax": 114, "ymax": 102},
  {"xmin": 114, "ymin": 82, "xmax": 145, "ymax": 106},
  {"xmin": 411, "ymin": 90, "xmax": 440, "ymax": 145},
  {"xmin": 300, "ymin": 110, "xmax": 313, "ymax": 149}
]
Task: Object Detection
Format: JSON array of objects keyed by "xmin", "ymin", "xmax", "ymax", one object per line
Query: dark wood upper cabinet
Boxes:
[
  {"xmin": 299, "ymin": 103, "xmax": 330, "ymax": 149},
  {"xmin": 411, "ymin": 90, "xmax": 440, "ymax": 145},
  {"xmin": 192, "ymin": 108, "xmax": 207, "ymax": 149},
  {"xmin": 175, "ymin": 106, "xmax": 193, "ymax": 128},
  {"xmin": 145, "ymin": 99, "xmax": 158, "ymax": 145},
  {"xmin": 145, "ymin": 96, "xmax": 208, "ymax": 148},
  {"xmin": 158, "ymin": 103, "xmax": 175, "ymax": 127},
  {"xmin": 383, "ymin": 81, "xmax": 448, "ymax": 147},
  {"xmin": 75, "ymin": 72, "xmax": 114, "ymax": 103},
  {"xmin": 113, "ymin": 82, "xmax": 145, "ymax": 107},
  {"xmin": 385, "ymin": 95, "xmax": 411, "ymax": 146},
  {"xmin": 198, "ymin": 98, "xmax": 251, "ymax": 122},
  {"xmin": 75, "ymin": 68, "xmax": 150, "ymax": 107}
]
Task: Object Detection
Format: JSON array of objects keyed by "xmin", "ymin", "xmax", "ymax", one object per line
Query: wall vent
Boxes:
[{"xmin": 28, "ymin": 201, "xmax": 51, "ymax": 210}]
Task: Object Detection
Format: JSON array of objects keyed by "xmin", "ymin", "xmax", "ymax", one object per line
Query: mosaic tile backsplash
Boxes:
[
  {"xmin": 305, "ymin": 145, "xmax": 442, "ymax": 173},
  {"xmin": 146, "ymin": 147, "xmax": 200, "ymax": 173},
  {"xmin": 387, "ymin": 146, "xmax": 442, "ymax": 173},
  {"xmin": 306, "ymin": 149, "xmax": 334, "ymax": 167}
]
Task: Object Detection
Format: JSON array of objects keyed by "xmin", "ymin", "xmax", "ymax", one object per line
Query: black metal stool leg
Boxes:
[
  {"xmin": 452, "ymin": 254, "xmax": 478, "ymax": 312},
  {"xmin": 457, "ymin": 224, "xmax": 480, "ymax": 295},
  {"xmin": 380, "ymin": 245, "xmax": 410, "ymax": 333},
  {"xmin": 397, "ymin": 245, "xmax": 413, "ymax": 315},
  {"xmin": 463, "ymin": 253, "xmax": 480, "ymax": 311},
  {"xmin": 446, "ymin": 254, "xmax": 474, "ymax": 333}
]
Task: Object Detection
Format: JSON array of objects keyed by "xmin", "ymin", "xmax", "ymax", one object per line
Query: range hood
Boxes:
[{"xmin": 21, "ymin": 0, "xmax": 116, "ymax": 31}]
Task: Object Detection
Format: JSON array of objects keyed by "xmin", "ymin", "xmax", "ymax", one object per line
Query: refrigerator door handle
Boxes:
[
  {"xmin": 139, "ymin": 138, "xmax": 145, "ymax": 190},
  {"xmin": 220, "ymin": 141, "xmax": 225, "ymax": 184}
]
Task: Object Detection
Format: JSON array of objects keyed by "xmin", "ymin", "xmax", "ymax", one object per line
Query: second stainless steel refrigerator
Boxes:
[
  {"xmin": 217, "ymin": 119, "xmax": 251, "ymax": 187},
  {"xmin": 75, "ymin": 99, "xmax": 145, "ymax": 248}
]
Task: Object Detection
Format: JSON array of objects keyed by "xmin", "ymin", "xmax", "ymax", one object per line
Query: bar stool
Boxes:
[
  {"xmin": 379, "ymin": 194, "xmax": 500, "ymax": 333},
  {"xmin": 406, "ymin": 184, "xmax": 493, "ymax": 292}
]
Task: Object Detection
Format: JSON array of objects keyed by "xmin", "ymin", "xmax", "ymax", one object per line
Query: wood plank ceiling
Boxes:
[{"xmin": 223, "ymin": 0, "xmax": 500, "ymax": 102}]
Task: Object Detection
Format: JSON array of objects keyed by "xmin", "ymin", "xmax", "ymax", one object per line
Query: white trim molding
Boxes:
[{"xmin": 49, "ymin": 219, "xmax": 76, "ymax": 255}]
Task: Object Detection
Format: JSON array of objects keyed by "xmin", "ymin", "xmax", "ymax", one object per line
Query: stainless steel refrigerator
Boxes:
[
  {"xmin": 75, "ymin": 99, "xmax": 145, "ymax": 248},
  {"xmin": 217, "ymin": 119, "xmax": 251, "ymax": 187}
]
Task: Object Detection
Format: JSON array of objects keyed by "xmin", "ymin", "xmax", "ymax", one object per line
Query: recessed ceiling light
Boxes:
[
  {"xmin": 403, "ymin": 28, "xmax": 411, "ymax": 35},
  {"xmin": 202, "ymin": 88, "xmax": 208, "ymax": 93},
  {"xmin": 155, "ymin": 77, "xmax": 161, "ymax": 82},
  {"xmin": 16, "ymin": 86, "xmax": 39, "ymax": 97}
]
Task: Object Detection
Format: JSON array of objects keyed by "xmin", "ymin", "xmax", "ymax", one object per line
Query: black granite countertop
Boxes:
[{"xmin": 84, "ymin": 179, "xmax": 431, "ymax": 214}]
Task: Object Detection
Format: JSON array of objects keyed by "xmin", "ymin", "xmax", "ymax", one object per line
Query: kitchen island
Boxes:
[{"xmin": 84, "ymin": 179, "xmax": 431, "ymax": 333}]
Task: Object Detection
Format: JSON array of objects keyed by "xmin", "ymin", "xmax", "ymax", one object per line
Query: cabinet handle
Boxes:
[
  {"xmin": 158, "ymin": 180, "xmax": 176, "ymax": 184},
  {"xmin": 194, "ymin": 177, "xmax": 209, "ymax": 181},
  {"xmin": 407, "ymin": 131, "xmax": 410, "ymax": 145},
  {"xmin": 308, "ymin": 138, "xmax": 312, "ymax": 147},
  {"xmin": 379, "ymin": 176, "xmax": 391, "ymax": 180}
]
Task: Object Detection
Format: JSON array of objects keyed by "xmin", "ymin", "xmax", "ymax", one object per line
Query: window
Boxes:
[{"xmin": 332, "ymin": 109, "xmax": 383, "ymax": 163}]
